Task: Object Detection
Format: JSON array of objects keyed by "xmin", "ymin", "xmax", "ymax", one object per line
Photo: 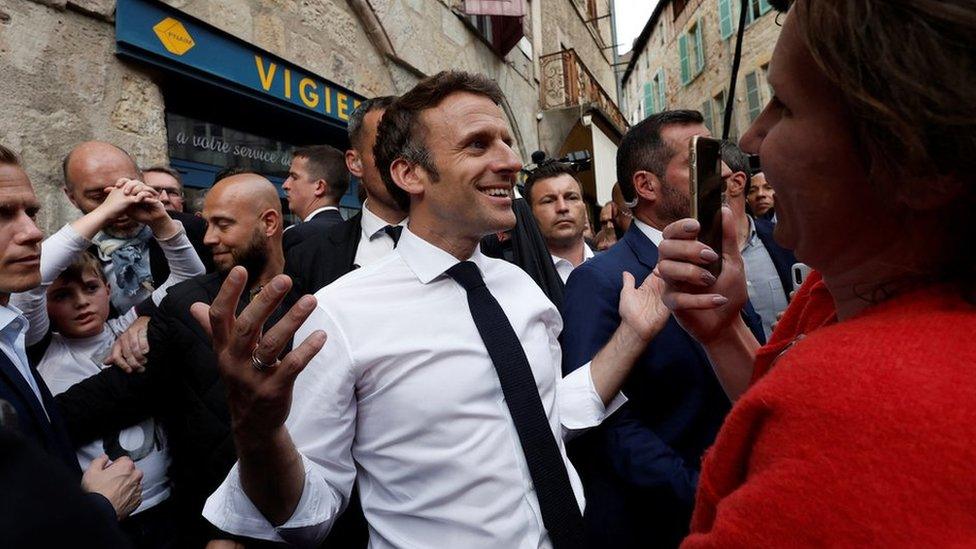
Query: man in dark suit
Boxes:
[
  {"xmin": 721, "ymin": 140, "xmax": 796, "ymax": 339},
  {"xmin": 281, "ymin": 144, "xmax": 350, "ymax": 251},
  {"xmin": 0, "ymin": 144, "xmax": 142, "ymax": 538},
  {"xmin": 560, "ymin": 111, "xmax": 764, "ymax": 548},
  {"xmin": 286, "ymin": 96, "xmax": 407, "ymax": 295}
]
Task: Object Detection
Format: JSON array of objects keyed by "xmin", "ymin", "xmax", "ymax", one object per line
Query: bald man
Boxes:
[
  {"xmin": 54, "ymin": 173, "xmax": 296, "ymax": 546},
  {"xmin": 62, "ymin": 141, "xmax": 211, "ymax": 315}
]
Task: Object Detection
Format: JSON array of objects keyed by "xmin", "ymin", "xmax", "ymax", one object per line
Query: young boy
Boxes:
[{"xmin": 11, "ymin": 178, "xmax": 204, "ymax": 544}]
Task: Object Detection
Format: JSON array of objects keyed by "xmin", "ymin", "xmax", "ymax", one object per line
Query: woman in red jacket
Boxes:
[{"xmin": 656, "ymin": 0, "xmax": 976, "ymax": 545}]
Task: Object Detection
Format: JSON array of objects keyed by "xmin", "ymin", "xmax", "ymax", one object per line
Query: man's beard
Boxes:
[
  {"xmin": 658, "ymin": 177, "xmax": 691, "ymax": 224},
  {"xmin": 225, "ymin": 230, "xmax": 270, "ymax": 288}
]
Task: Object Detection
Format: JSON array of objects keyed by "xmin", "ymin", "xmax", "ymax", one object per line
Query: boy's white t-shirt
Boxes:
[{"xmin": 39, "ymin": 319, "xmax": 171, "ymax": 514}]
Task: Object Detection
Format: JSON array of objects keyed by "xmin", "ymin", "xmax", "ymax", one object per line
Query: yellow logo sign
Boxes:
[{"xmin": 153, "ymin": 17, "xmax": 195, "ymax": 56}]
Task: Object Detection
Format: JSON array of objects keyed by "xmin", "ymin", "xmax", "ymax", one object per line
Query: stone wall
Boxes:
[
  {"xmin": 0, "ymin": 0, "xmax": 553, "ymax": 231},
  {"xmin": 621, "ymin": 0, "xmax": 781, "ymax": 141}
]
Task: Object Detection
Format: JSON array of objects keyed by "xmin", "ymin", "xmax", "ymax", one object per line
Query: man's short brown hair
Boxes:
[
  {"xmin": 524, "ymin": 162, "xmax": 582, "ymax": 204},
  {"xmin": 292, "ymin": 144, "xmax": 350, "ymax": 201},
  {"xmin": 373, "ymin": 71, "xmax": 505, "ymax": 211}
]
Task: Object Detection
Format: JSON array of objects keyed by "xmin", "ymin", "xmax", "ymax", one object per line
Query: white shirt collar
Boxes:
[
  {"xmin": 360, "ymin": 201, "xmax": 408, "ymax": 240},
  {"xmin": 550, "ymin": 240, "xmax": 594, "ymax": 266},
  {"xmin": 396, "ymin": 226, "xmax": 492, "ymax": 285},
  {"xmin": 633, "ymin": 219, "xmax": 665, "ymax": 247},
  {"xmin": 0, "ymin": 303, "xmax": 26, "ymax": 339},
  {"xmin": 304, "ymin": 206, "xmax": 339, "ymax": 222}
]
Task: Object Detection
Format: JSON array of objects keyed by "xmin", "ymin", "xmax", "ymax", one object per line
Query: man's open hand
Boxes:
[
  {"xmin": 189, "ymin": 266, "xmax": 326, "ymax": 437},
  {"xmin": 617, "ymin": 271, "xmax": 669, "ymax": 343}
]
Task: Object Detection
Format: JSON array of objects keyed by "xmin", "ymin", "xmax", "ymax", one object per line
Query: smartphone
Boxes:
[
  {"xmin": 689, "ymin": 135, "xmax": 724, "ymax": 277},
  {"xmin": 791, "ymin": 262, "xmax": 812, "ymax": 291}
]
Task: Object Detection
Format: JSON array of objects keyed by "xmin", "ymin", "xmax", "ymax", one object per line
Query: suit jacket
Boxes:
[
  {"xmin": 754, "ymin": 216, "xmax": 797, "ymax": 299},
  {"xmin": 0, "ymin": 353, "xmax": 79, "ymax": 474},
  {"xmin": 282, "ymin": 207, "xmax": 345, "ymax": 252},
  {"xmin": 560, "ymin": 223, "xmax": 764, "ymax": 548},
  {"xmin": 0, "ymin": 427, "xmax": 130, "ymax": 548},
  {"xmin": 285, "ymin": 212, "xmax": 362, "ymax": 296}
]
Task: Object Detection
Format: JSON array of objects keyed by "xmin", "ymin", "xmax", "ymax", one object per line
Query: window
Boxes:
[
  {"xmin": 745, "ymin": 71, "xmax": 763, "ymax": 122},
  {"xmin": 712, "ymin": 89, "xmax": 737, "ymax": 140},
  {"xmin": 643, "ymin": 69, "xmax": 667, "ymax": 118},
  {"xmin": 718, "ymin": 0, "xmax": 734, "ymax": 39},
  {"xmin": 720, "ymin": 0, "xmax": 772, "ymax": 38},
  {"xmin": 744, "ymin": 0, "xmax": 773, "ymax": 25},
  {"xmin": 702, "ymin": 100, "xmax": 714, "ymax": 134},
  {"xmin": 679, "ymin": 18, "xmax": 706, "ymax": 85},
  {"xmin": 643, "ymin": 83, "xmax": 654, "ymax": 118}
]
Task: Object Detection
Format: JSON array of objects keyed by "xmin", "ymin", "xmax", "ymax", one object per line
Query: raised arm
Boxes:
[
  {"xmin": 11, "ymin": 184, "xmax": 153, "ymax": 345},
  {"xmin": 656, "ymin": 207, "xmax": 761, "ymax": 401},
  {"xmin": 190, "ymin": 267, "xmax": 341, "ymax": 543}
]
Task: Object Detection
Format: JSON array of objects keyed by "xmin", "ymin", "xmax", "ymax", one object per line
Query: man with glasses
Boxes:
[{"xmin": 142, "ymin": 166, "xmax": 186, "ymax": 213}]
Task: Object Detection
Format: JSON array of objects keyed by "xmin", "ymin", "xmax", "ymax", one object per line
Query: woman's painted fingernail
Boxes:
[
  {"xmin": 701, "ymin": 271, "xmax": 717, "ymax": 285},
  {"xmin": 700, "ymin": 248, "xmax": 719, "ymax": 262},
  {"xmin": 712, "ymin": 295, "xmax": 729, "ymax": 306}
]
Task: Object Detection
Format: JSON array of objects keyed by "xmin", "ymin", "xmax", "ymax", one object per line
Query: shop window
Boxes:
[
  {"xmin": 679, "ymin": 18, "xmax": 706, "ymax": 85},
  {"xmin": 745, "ymin": 70, "xmax": 763, "ymax": 122}
]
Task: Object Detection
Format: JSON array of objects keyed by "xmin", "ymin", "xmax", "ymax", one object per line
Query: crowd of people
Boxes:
[{"xmin": 0, "ymin": 0, "xmax": 974, "ymax": 547}]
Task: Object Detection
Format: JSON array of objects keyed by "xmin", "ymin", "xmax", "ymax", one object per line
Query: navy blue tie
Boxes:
[
  {"xmin": 382, "ymin": 225, "xmax": 403, "ymax": 247},
  {"xmin": 446, "ymin": 261, "xmax": 584, "ymax": 549}
]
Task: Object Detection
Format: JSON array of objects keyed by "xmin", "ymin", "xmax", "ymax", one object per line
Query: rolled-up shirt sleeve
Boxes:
[
  {"xmin": 203, "ymin": 303, "xmax": 359, "ymax": 546},
  {"xmin": 558, "ymin": 361, "xmax": 627, "ymax": 437}
]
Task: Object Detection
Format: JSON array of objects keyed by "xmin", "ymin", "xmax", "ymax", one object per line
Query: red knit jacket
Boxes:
[{"xmin": 683, "ymin": 271, "xmax": 976, "ymax": 547}]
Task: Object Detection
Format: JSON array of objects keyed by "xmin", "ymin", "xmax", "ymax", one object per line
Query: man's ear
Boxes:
[
  {"xmin": 63, "ymin": 185, "xmax": 80, "ymax": 209},
  {"xmin": 726, "ymin": 172, "xmax": 747, "ymax": 197},
  {"xmin": 261, "ymin": 208, "xmax": 282, "ymax": 237},
  {"xmin": 345, "ymin": 150, "xmax": 364, "ymax": 179},
  {"xmin": 390, "ymin": 158, "xmax": 424, "ymax": 200},
  {"xmin": 313, "ymin": 178, "xmax": 330, "ymax": 199},
  {"xmin": 632, "ymin": 171, "xmax": 658, "ymax": 203}
]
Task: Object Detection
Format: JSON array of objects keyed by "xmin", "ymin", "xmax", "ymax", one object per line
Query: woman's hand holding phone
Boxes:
[{"xmin": 655, "ymin": 206, "xmax": 750, "ymax": 345}]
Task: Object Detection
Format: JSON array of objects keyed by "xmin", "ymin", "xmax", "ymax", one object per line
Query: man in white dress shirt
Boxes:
[
  {"xmin": 196, "ymin": 72, "xmax": 671, "ymax": 548},
  {"xmin": 525, "ymin": 162, "xmax": 595, "ymax": 283}
]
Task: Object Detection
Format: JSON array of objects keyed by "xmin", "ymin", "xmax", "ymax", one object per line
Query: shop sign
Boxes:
[{"xmin": 117, "ymin": 0, "xmax": 364, "ymax": 126}]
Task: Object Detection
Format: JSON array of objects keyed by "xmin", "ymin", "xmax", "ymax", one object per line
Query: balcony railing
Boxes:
[{"xmin": 539, "ymin": 48, "xmax": 628, "ymax": 133}]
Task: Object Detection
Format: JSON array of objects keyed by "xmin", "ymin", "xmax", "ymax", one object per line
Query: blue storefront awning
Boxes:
[{"xmin": 116, "ymin": 0, "xmax": 365, "ymax": 131}]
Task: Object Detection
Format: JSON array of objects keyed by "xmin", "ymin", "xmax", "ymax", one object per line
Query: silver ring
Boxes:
[{"xmin": 251, "ymin": 351, "xmax": 276, "ymax": 372}]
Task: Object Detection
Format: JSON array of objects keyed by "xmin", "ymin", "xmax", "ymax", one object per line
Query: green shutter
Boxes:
[
  {"xmin": 718, "ymin": 0, "xmax": 733, "ymax": 39},
  {"xmin": 695, "ymin": 18, "xmax": 706, "ymax": 75},
  {"xmin": 656, "ymin": 69, "xmax": 667, "ymax": 112},
  {"xmin": 643, "ymin": 82, "xmax": 654, "ymax": 117},
  {"xmin": 702, "ymin": 100, "xmax": 714, "ymax": 134},
  {"xmin": 759, "ymin": 0, "xmax": 772, "ymax": 15},
  {"xmin": 745, "ymin": 71, "xmax": 762, "ymax": 122},
  {"xmin": 679, "ymin": 34, "xmax": 690, "ymax": 85}
]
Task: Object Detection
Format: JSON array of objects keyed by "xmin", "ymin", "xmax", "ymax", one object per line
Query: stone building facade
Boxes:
[
  {"xmin": 0, "ymin": 0, "xmax": 624, "ymax": 233},
  {"xmin": 619, "ymin": 0, "xmax": 781, "ymax": 143}
]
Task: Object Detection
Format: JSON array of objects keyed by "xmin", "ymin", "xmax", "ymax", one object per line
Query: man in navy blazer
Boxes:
[
  {"xmin": 282, "ymin": 145, "xmax": 350, "ymax": 251},
  {"xmin": 561, "ymin": 111, "xmax": 764, "ymax": 547},
  {"xmin": 0, "ymin": 144, "xmax": 142, "ymax": 535}
]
